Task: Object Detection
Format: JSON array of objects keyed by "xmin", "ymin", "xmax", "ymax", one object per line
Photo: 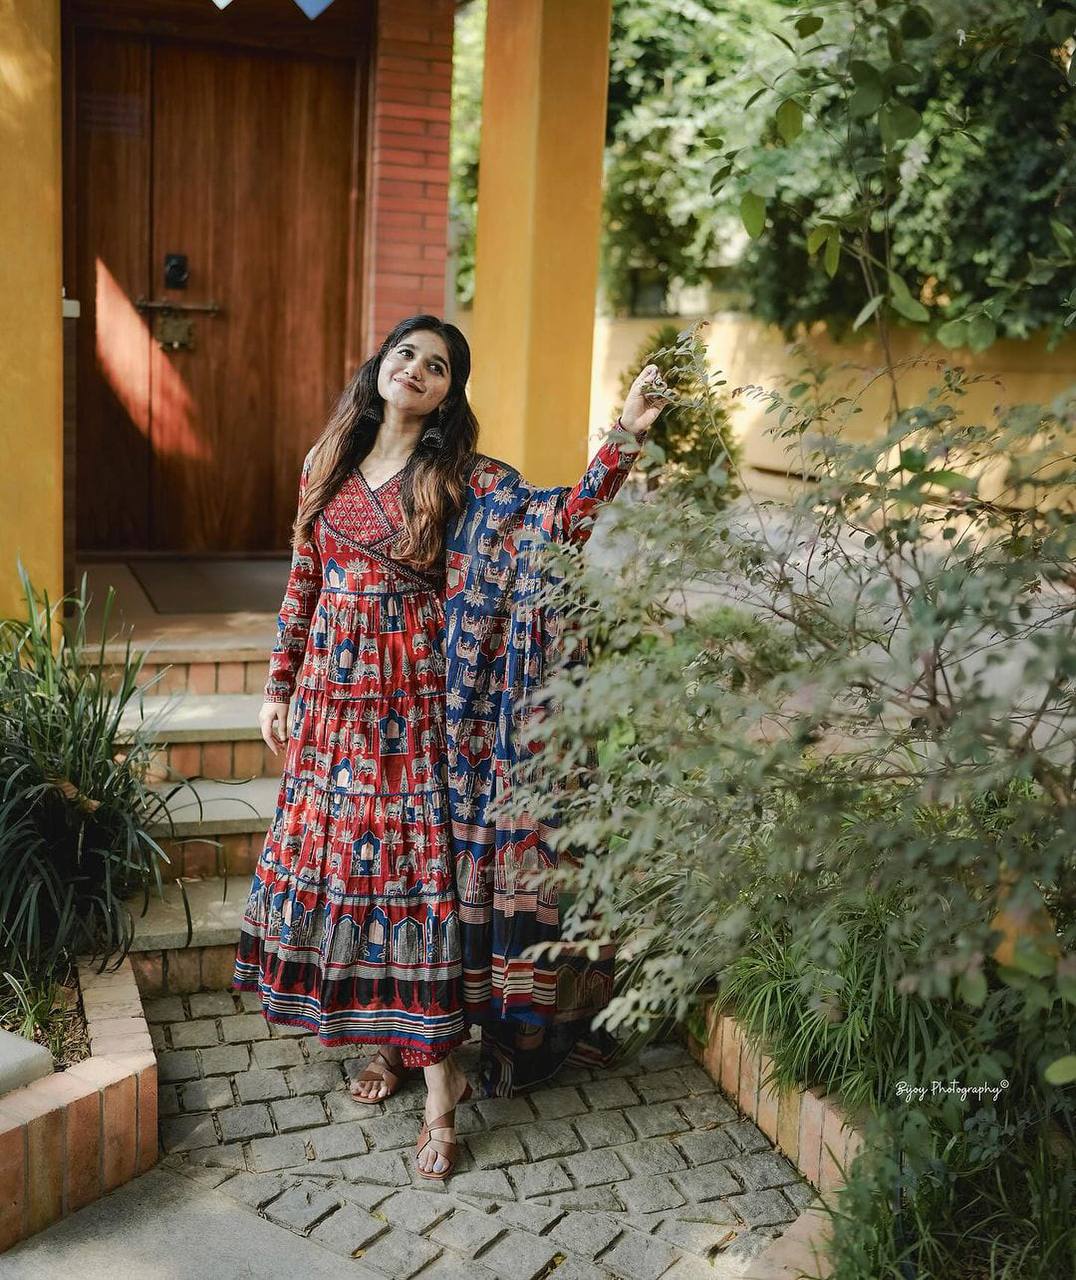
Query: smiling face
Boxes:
[{"xmin": 375, "ymin": 329, "xmax": 452, "ymax": 419}]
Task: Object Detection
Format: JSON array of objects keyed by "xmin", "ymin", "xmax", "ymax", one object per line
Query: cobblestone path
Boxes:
[{"xmin": 147, "ymin": 991, "xmax": 812, "ymax": 1279}]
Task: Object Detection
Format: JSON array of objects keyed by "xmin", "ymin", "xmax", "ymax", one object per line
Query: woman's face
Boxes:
[{"xmin": 376, "ymin": 329, "xmax": 452, "ymax": 419}]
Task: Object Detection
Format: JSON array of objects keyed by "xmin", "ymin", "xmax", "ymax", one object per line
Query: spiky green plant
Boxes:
[{"xmin": 0, "ymin": 562, "xmax": 210, "ymax": 977}]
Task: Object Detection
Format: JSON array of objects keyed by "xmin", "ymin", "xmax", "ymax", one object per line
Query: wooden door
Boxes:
[{"xmin": 68, "ymin": 6, "xmax": 369, "ymax": 554}]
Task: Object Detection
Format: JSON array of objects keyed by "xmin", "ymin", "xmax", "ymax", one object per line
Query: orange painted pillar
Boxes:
[
  {"xmin": 469, "ymin": 0, "xmax": 612, "ymax": 485},
  {"xmin": 0, "ymin": 0, "xmax": 64, "ymax": 619}
]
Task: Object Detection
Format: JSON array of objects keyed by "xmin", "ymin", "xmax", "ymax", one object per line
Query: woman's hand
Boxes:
[
  {"xmin": 619, "ymin": 363, "xmax": 674, "ymax": 435},
  {"xmin": 259, "ymin": 700, "xmax": 290, "ymax": 755}
]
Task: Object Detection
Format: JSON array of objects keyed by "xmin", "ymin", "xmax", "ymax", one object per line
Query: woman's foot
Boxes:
[
  {"xmin": 350, "ymin": 1046, "xmax": 404, "ymax": 1102},
  {"xmin": 416, "ymin": 1055, "xmax": 471, "ymax": 1178}
]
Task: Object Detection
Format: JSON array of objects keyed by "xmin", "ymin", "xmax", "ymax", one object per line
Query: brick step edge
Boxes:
[
  {"xmin": 684, "ymin": 1004, "xmax": 870, "ymax": 1280},
  {"xmin": 121, "ymin": 740, "xmax": 283, "ymax": 781},
  {"xmin": 0, "ymin": 955, "xmax": 158, "ymax": 1252},
  {"xmin": 151, "ymin": 831, "xmax": 263, "ymax": 883},
  {"xmin": 129, "ymin": 942, "xmax": 241, "ymax": 999},
  {"xmin": 93, "ymin": 658, "xmax": 271, "ymax": 698}
]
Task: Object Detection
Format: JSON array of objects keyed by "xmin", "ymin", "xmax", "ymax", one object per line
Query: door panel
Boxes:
[
  {"xmin": 72, "ymin": 26, "xmax": 360, "ymax": 553},
  {"xmin": 73, "ymin": 30, "xmax": 153, "ymax": 551},
  {"xmin": 150, "ymin": 44, "xmax": 355, "ymax": 552}
]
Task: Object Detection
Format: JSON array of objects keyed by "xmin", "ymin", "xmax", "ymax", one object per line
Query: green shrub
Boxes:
[
  {"xmin": 0, "ymin": 565, "xmax": 203, "ymax": 977},
  {"xmin": 731, "ymin": 0, "xmax": 1076, "ymax": 346},
  {"xmin": 499, "ymin": 341, "xmax": 1076, "ymax": 1275},
  {"xmin": 616, "ymin": 322, "xmax": 741, "ymax": 492}
]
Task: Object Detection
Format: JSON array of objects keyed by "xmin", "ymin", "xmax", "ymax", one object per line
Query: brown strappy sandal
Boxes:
[
  {"xmin": 349, "ymin": 1048, "xmax": 408, "ymax": 1104},
  {"xmin": 415, "ymin": 1079, "xmax": 473, "ymax": 1181}
]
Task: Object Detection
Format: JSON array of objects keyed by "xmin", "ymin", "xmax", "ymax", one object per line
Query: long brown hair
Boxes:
[{"xmin": 293, "ymin": 315, "xmax": 480, "ymax": 572}]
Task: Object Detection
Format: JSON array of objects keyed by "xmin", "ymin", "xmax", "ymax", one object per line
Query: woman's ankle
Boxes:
[{"xmin": 423, "ymin": 1055, "xmax": 464, "ymax": 1090}]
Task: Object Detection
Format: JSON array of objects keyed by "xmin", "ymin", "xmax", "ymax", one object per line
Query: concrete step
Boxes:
[
  {"xmin": 147, "ymin": 776, "xmax": 276, "ymax": 883},
  {"xmin": 124, "ymin": 874, "xmax": 252, "ymax": 997},
  {"xmin": 118, "ymin": 693, "xmax": 283, "ymax": 780},
  {"xmin": 79, "ymin": 634, "xmax": 273, "ymax": 698},
  {"xmin": 125, "ymin": 874, "xmax": 249, "ymax": 952},
  {"xmin": 119, "ymin": 693, "xmax": 266, "ymax": 743},
  {"xmin": 0, "ymin": 1027, "xmax": 53, "ymax": 1098},
  {"xmin": 148, "ymin": 775, "xmax": 279, "ymax": 837},
  {"xmin": 114, "ymin": 655, "xmax": 269, "ymax": 697}
]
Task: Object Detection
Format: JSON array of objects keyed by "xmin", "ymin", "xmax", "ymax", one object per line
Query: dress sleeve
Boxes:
[
  {"xmin": 264, "ymin": 454, "xmax": 322, "ymax": 702},
  {"xmin": 547, "ymin": 419, "xmax": 648, "ymax": 546}
]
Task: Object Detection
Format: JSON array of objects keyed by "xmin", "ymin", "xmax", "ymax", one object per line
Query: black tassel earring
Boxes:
[{"xmin": 421, "ymin": 404, "xmax": 446, "ymax": 449}]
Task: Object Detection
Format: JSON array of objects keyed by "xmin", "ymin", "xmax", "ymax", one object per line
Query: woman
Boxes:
[{"xmin": 233, "ymin": 314, "xmax": 666, "ymax": 1179}]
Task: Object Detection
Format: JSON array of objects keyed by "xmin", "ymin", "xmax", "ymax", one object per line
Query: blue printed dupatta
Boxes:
[{"xmin": 443, "ymin": 433, "xmax": 641, "ymax": 1096}]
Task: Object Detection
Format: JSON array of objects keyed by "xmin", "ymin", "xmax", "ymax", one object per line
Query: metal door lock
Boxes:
[{"xmin": 134, "ymin": 296, "xmax": 223, "ymax": 352}]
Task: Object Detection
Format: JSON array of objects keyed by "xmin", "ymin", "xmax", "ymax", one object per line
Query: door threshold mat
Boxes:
[{"xmin": 128, "ymin": 558, "xmax": 290, "ymax": 615}]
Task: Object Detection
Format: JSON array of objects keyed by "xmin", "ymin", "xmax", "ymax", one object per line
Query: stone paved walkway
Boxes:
[{"xmin": 148, "ymin": 991, "xmax": 813, "ymax": 1280}]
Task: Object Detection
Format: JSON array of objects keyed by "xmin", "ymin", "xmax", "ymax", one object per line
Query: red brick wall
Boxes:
[{"xmin": 362, "ymin": 0, "xmax": 454, "ymax": 356}]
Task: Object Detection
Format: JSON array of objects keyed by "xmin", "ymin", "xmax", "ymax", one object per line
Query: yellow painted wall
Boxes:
[
  {"xmin": 588, "ymin": 313, "xmax": 1076, "ymax": 496},
  {"xmin": 0, "ymin": 0, "xmax": 63, "ymax": 619},
  {"xmin": 468, "ymin": 0, "xmax": 612, "ymax": 487},
  {"xmin": 459, "ymin": 304, "xmax": 1076, "ymax": 494}
]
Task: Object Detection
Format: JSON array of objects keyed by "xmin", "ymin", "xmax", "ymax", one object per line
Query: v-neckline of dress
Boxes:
[{"xmin": 356, "ymin": 452, "xmax": 415, "ymax": 496}]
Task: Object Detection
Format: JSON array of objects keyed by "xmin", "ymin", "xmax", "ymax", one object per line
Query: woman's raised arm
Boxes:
[{"xmin": 548, "ymin": 363, "xmax": 670, "ymax": 547}]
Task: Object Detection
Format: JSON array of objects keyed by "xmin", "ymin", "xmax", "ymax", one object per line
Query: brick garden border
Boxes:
[
  {"xmin": 0, "ymin": 955, "xmax": 158, "ymax": 1252},
  {"xmin": 129, "ymin": 941, "xmax": 239, "ymax": 1000},
  {"xmin": 686, "ymin": 1003, "xmax": 869, "ymax": 1280}
]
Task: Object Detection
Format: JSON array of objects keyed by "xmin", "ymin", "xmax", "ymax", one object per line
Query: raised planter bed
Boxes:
[
  {"xmin": 0, "ymin": 955, "xmax": 158, "ymax": 1252},
  {"xmin": 686, "ymin": 1002, "xmax": 869, "ymax": 1280}
]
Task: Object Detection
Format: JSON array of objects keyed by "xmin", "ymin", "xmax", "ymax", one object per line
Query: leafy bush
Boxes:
[
  {"xmin": 481, "ymin": 5, "xmax": 1076, "ymax": 1271},
  {"xmin": 497, "ymin": 321, "xmax": 1076, "ymax": 1273},
  {"xmin": 601, "ymin": 0, "xmax": 795, "ymax": 313},
  {"xmin": 0, "ymin": 565, "xmax": 198, "ymax": 977},
  {"xmin": 616, "ymin": 322, "xmax": 741, "ymax": 491},
  {"xmin": 724, "ymin": 891, "xmax": 1076, "ymax": 1278},
  {"xmin": 714, "ymin": 0, "xmax": 1076, "ymax": 349}
]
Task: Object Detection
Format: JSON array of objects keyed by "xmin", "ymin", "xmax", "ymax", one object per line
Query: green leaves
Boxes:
[
  {"xmin": 879, "ymin": 101, "xmax": 922, "ymax": 146},
  {"xmin": 936, "ymin": 318, "xmax": 969, "ymax": 348},
  {"xmin": 1051, "ymin": 218, "xmax": 1076, "ymax": 256},
  {"xmin": 919, "ymin": 469, "xmax": 978, "ymax": 494},
  {"xmin": 966, "ymin": 314, "xmax": 998, "ymax": 350},
  {"xmin": 852, "ymin": 294, "xmax": 884, "ymax": 330},
  {"xmin": 1044, "ymin": 1055, "xmax": 1076, "ymax": 1086},
  {"xmin": 806, "ymin": 223, "xmax": 841, "ymax": 277},
  {"xmin": 849, "ymin": 82, "xmax": 883, "ymax": 118},
  {"xmin": 936, "ymin": 313, "xmax": 998, "ymax": 352},
  {"xmin": 957, "ymin": 969, "xmax": 987, "ymax": 1008},
  {"xmin": 1045, "ymin": 9, "xmax": 1076, "ymax": 45},
  {"xmin": 795, "ymin": 14, "xmax": 823, "ymax": 39},
  {"xmin": 846, "ymin": 54, "xmax": 921, "ymax": 143},
  {"xmin": 899, "ymin": 5, "xmax": 934, "ymax": 39},
  {"xmin": 741, "ymin": 191, "xmax": 767, "ymax": 239},
  {"xmin": 1058, "ymin": 969, "xmax": 1076, "ymax": 1011},
  {"xmin": 775, "ymin": 98, "xmax": 804, "ymax": 144},
  {"xmin": 709, "ymin": 162, "xmax": 735, "ymax": 196},
  {"xmin": 888, "ymin": 270, "xmax": 929, "ymax": 322}
]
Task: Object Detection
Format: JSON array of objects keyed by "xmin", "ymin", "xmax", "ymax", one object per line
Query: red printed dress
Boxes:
[
  {"xmin": 233, "ymin": 430, "xmax": 645, "ymax": 1068},
  {"xmin": 233, "ymin": 450, "xmax": 466, "ymax": 1060}
]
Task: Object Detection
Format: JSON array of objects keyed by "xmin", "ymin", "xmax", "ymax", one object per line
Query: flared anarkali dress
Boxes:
[{"xmin": 234, "ymin": 428, "xmax": 645, "ymax": 1088}]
